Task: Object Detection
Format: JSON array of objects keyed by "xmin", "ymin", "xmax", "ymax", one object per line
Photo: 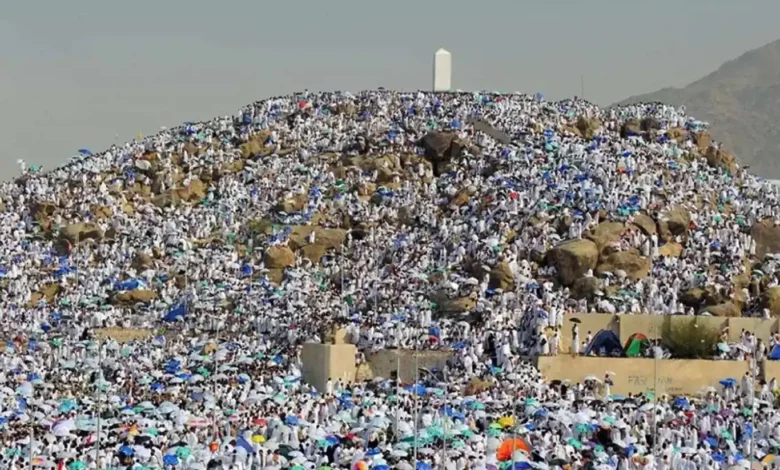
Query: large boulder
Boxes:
[
  {"xmin": 666, "ymin": 128, "xmax": 688, "ymax": 144},
  {"xmin": 264, "ymin": 246, "xmax": 295, "ymax": 269},
  {"xmin": 658, "ymin": 207, "xmax": 690, "ymax": 242},
  {"xmin": 576, "ymin": 117, "xmax": 601, "ymax": 139},
  {"xmin": 546, "ymin": 240, "xmax": 599, "ymax": 286},
  {"xmin": 276, "ymin": 193, "xmax": 308, "ymax": 213},
  {"xmin": 112, "ymin": 290, "xmax": 158, "ymax": 305},
  {"xmin": 571, "ymin": 276, "xmax": 603, "ymax": 301},
  {"xmin": 28, "ymin": 283, "xmax": 62, "ymax": 307},
  {"xmin": 760, "ymin": 287, "xmax": 780, "ymax": 317},
  {"xmin": 751, "ymin": 219, "xmax": 780, "ymax": 260},
  {"xmin": 658, "ymin": 242, "xmax": 683, "ymax": 258},
  {"xmin": 640, "ymin": 117, "xmax": 661, "ymax": 132},
  {"xmin": 693, "ymin": 131, "xmax": 711, "ymax": 153},
  {"xmin": 620, "ymin": 119, "xmax": 642, "ymax": 138},
  {"xmin": 489, "ymin": 262, "xmax": 514, "ymax": 291},
  {"xmin": 701, "ymin": 302, "xmax": 742, "ymax": 317},
  {"xmin": 60, "ymin": 223, "xmax": 104, "ymax": 245},
  {"xmin": 596, "ymin": 250, "xmax": 650, "ymax": 280},
  {"xmin": 288, "ymin": 227, "xmax": 347, "ymax": 264},
  {"xmin": 438, "ymin": 296, "xmax": 477, "ymax": 314},
  {"xmin": 630, "ymin": 213, "xmax": 657, "ymax": 236},
  {"xmin": 704, "ymin": 146, "xmax": 739, "ymax": 175},
  {"xmin": 132, "ymin": 253, "xmax": 154, "ymax": 270},
  {"xmin": 585, "ymin": 222, "xmax": 626, "ymax": 259}
]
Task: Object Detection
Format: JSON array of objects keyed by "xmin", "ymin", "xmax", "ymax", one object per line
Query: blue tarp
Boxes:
[
  {"xmin": 769, "ymin": 344, "xmax": 780, "ymax": 361},
  {"xmin": 162, "ymin": 304, "xmax": 186, "ymax": 322},
  {"xmin": 115, "ymin": 279, "xmax": 141, "ymax": 291},
  {"xmin": 583, "ymin": 329, "xmax": 625, "ymax": 357}
]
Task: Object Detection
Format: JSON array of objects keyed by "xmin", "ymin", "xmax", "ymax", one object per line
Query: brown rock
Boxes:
[
  {"xmin": 761, "ymin": 286, "xmax": 780, "ymax": 317},
  {"xmin": 288, "ymin": 227, "xmax": 347, "ymax": 264},
  {"xmin": 576, "ymin": 117, "xmax": 601, "ymax": 139},
  {"xmin": 630, "ymin": 213, "xmax": 657, "ymax": 236},
  {"xmin": 704, "ymin": 146, "xmax": 739, "ymax": 175},
  {"xmin": 90, "ymin": 205, "xmax": 112, "ymax": 219},
  {"xmin": 585, "ymin": 222, "xmax": 626, "ymax": 259},
  {"xmin": 620, "ymin": 119, "xmax": 642, "ymax": 138},
  {"xmin": 693, "ymin": 132, "xmax": 711, "ymax": 153},
  {"xmin": 276, "ymin": 193, "xmax": 308, "ymax": 213},
  {"xmin": 112, "ymin": 290, "xmax": 158, "ymax": 305},
  {"xmin": 750, "ymin": 219, "xmax": 780, "ymax": 260},
  {"xmin": 596, "ymin": 250, "xmax": 651, "ymax": 280},
  {"xmin": 658, "ymin": 207, "xmax": 690, "ymax": 242},
  {"xmin": 357, "ymin": 182, "xmax": 377, "ymax": 197},
  {"xmin": 464, "ymin": 377, "xmax": 493, "ymax": 396},
  {"xmin": 450, "ymin": 188, "xmax": 471, "ymax": 207},
  {"xmin": 489, "ymin": 262, "xmax": 514, "ymax": 291},
  {"xmin": 547, "ymin": 239, "xmax": 599, "ymax": 286},
  {"xmin": 640, "ymin": 117, "xmax": 661, "ymax": 132},
  {"xmin": 701, "ymin": 302, "xmax": 741, "ymax": 317},
  {"xmin": 666, "ymin": 128, "xmax": 688, "ymax": 143},
  {"xmin": 680, "ymin": 288, "xmax": 707, "ymax": 308},
  {"xmin": 132, "ymin": 253, "xmax": 154, "ymax": 270},
  {"xmin": 264, "ymin": 246, "xmax": 295, "ymax": 269},
  {"xmin": 28, "ymin": 283, "xmax": 62, "ymax": 307},
  {"xmin": 659, "ymin": 243, "xmax": 683, "ymax": 258},
  {"xmin": 571, "ymin": 276, "xmax": 603, "ymax": 301},
  {"xmin": 438, "ymin": 296, "xmax": 478, "ymax": 314},
  {"xmin": 61, "ymin": 223, "xmax": 104, "ymax": 245},
  {"xmin": 419, "ymin": 132, "xmax": 462, "ymax": 162}
]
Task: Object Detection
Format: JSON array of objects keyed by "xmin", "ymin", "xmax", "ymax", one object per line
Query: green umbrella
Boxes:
[
  {"xmin": 176, "ymin": 446, "xmax": 191, "ymax": 459},
  {"xmin": 69, "ymin": 462, "xmax": 87, "ymax": 470},
  {"xmin": 567, "ymin": 438, "xmax": 583, "ymax": 450},
  {"xmin": 721, "ymin": 429, "xmax": 733, "ymax": 441}
]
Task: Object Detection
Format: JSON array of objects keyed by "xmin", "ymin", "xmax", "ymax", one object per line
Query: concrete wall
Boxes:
[
  {"xmin": 537, "ymin": 356, "xmax": 749, "ymax": 395},
  {"xmin": 557, "ymin": 314, "xmax": 618, "ymax": 353},
  {"xmin": 563, "ymin": 313, "xmax": 779, "ymax": 346},
  {"xmin": 360, "ymin": 349, "xmax": 453, "ymax": 383},
  {"xmin": 301, "ymin": 343, "xmax": 357, "ymax": 393},
  {"xmin": 764, "ymin": 361, "xmax": 780, "ymax": 382}
]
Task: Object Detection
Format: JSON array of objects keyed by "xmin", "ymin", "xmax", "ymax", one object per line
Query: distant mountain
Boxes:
[{"xmin": 617, "ymin": 39, "xmax": 780, "ymax": 178}]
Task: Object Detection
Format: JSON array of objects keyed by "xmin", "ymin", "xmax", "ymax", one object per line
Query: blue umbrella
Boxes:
[
  {"xmin": 416, "ymin": 462, "xmax": 431, "ymax": 470},
  {"xmin": 719, "ymin": 378, "xmax": 737, "ymax": 388},
  {"xmin": 285, "ymin": 415, "xmax": 300, "ymax": 426},
  {"xmin": 78, "ymin": 149, "xmax": 93, "ymax": 155},
  {"xmin": 119, "ymin": 445, "xmax": 134, "ymax": 456},
  {"xmin": 163, "ymin": 454, "xmax": 179, "ymax": 466}
]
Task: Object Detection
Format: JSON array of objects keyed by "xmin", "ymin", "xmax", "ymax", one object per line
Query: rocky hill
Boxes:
[{"xmin": 617, "ymin": 38, "xmax": 780, "ymax": 178}]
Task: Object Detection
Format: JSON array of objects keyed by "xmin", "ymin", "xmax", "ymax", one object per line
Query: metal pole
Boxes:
[
  {"xmin": 213, "ymin": 322, "xmax": 220, "ymax": 441},
  {"xmin": 95, "ymin": 338, "xmax": 102, "ymax": 469},
  {"xmin": 413, "ymin": 351, "xmax": 419, "ymax": 466},
  {"xmin": 442, "ymin": 367, "xmax": 448, "ymax": 468},
  {"xmin": 29, "ymin": 380, "xmax": 33, "ymax": 470},
  {"xmin": 395, "ymin": 354, "xmax": 400, "ymax": 439},
  {"xmin": 652, "ymin": 318, "xmax": 658, "ymax": 458}
]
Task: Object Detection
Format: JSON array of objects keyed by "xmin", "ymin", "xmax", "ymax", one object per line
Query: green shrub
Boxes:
[{"xmin": 662, "ymin": 319, "xmax": 719, "ymax": 359}]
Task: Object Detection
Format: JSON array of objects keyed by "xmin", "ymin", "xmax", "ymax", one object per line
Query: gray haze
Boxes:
[{"xmin": 2, "ymin": 0, "xmax": 780, "ymax": 176}]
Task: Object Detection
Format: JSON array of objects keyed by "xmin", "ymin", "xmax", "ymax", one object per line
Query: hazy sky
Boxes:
[{"xmin": 2, "ymin": 0, "xmax": 779, "ymax": 176}]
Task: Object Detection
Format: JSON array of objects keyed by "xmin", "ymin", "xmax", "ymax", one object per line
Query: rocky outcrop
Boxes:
[
  {"xmin": 596, "ymin": 250, "xmax": 651, "ymax": 280},
  {"xmin": 547, "ymin": 240, "xmax": 599, "ymax": 286},
  {"xmin": 750, "ymin": 219, "xmax": 780, "ymax": 260},
  {"xmin": 489, "ymin": 262, "xmax": 514, "ymax": 291}
]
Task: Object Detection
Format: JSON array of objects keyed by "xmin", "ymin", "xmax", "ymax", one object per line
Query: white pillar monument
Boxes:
[{"xmin": 433, "ymin": 48, "xmax": 452, "ymax": 92}]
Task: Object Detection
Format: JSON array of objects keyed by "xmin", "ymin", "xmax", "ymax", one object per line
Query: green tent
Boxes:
[{"xmin": 625, "ymin": 333, "xmax": 650, "ymax": 357}]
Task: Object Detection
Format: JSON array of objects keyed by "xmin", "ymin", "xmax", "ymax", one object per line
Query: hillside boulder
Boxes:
[
  {"xmin": 489, "ymin": 262, "xmax": 514, "ymax": 291},
  {"xmin": 585, "ymin": 222, "xmax": 626, "ymax": 259},
  {"xmin": 265, "ymin": 246, "xmax": 295, "ymax": 269},
  {"xmin": 751, "ymin": 219, "xmax": 780, "ymax": 260},
  {"xmin": 630, "ymin": 213, "xmax": 657, "ymax": 236},
  {"xmin": 571, "ymin": 276, "xmax": 603, "ymax": 301},
  {"xmin": 112, "ymin": 290, "xmax": 158, "ymax": 305},
  {"xmin": 61, "ymin": 223, "xmax": 104, "ymax": 245},
  {"xmin": 659, "ymin": 242, "xmax": 683, "ymax": 258},
  {"xmin": 701, "ymin": 302, "xmax": 742, "ymax": 317},
  {"xmin": 760, "ymin": 287, "xmax": 780, "ymax": 317},
  {"xmin": 576, "ymin": 117, "xmax": 601, "ymax": 139},
  {"xmin": 658, "ymin": 207, "xmax": 690, "ymax": 242},
  {"xmin": 597, "ymin": 250, "xmax": 651, "ymax": 280},
  {"xmin": 547, "ymin": 239, "xmax": 599, "ymax": 286},
  {"xmin": 705, "ymin": 146, "xmax": 739, "ymax": 175}
]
